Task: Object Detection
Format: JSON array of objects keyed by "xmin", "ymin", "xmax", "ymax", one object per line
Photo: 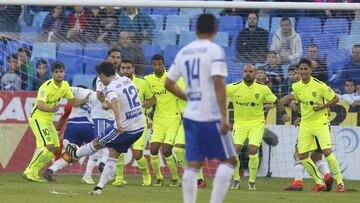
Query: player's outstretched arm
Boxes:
[
  {"xmin": 213, "ymin": 75, "xmax": 229, "ymax": 135},
  {"xmin": 280, "ymin": 93, "xmax": 295, "ymax": 106},
  {"xmin": 164, "ymin": 78, "xmax": 187, "ymax": 101},
  {"xmin": 37, "ymin": 101, "xmax": 59, "ymax": 112},
  {"xmin": 274, "ymin": 99, "xmax": 291, "ymax": 123},
  {"xmin": 313, "ymin": 95, "xmax": 339, "ymax": 112},
  {"xmin": 68, "ymin": 93, "xmax": 90, "ymax": 107}
]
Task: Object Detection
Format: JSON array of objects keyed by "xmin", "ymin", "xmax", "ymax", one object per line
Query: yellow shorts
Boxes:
[
  {"xmin": 298, "ymin": 124, "xmax": 331, "ymax": 154},
  {"xmin": 132, "ymin": 124, "xmax": 148, "ymax": 150},
  {"xmin": 150, "ymin": 117, "xmax": 181, "ymax": 145},
  {"xmin": 29, "ymin": 117, "xmax": 59, "ymax": 147},
  {"xmin": 232, "ymin": 124, "xmax": 265, "ymax": 147},
  {"xmin": 174, "ymin": 123, "xmax": 185, "ymax": 145}
]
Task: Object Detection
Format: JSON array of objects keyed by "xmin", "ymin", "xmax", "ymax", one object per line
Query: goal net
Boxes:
[{"xmin": 0, "ymin": 0, "xmax": 360, "ymax": 180}]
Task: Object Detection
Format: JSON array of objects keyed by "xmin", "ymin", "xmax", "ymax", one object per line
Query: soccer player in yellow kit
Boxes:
[
  {"xmin": 226, "ymin": 64, "xmax": 289, "ymax": 190},
  {"xmin": 144, "ymin": 54, "xmax": 181, "ymax": 187},
  {"xmin": 113, "ymin": 59, "xmax": 155, "ymax": 186},
  {"xmin": 23, "ymin": 61, "xmax": 89, "ymax": 181},
  {"xmin": 284, "ymin": 58, "xmax": 345, "ymax": 192}
]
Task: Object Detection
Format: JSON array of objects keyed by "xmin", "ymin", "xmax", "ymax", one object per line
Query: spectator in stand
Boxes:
[
  {"xmin": 1, "ymin": 54, "xmax": 21, "ymax": 90},
  {"xmin": 281, "ymin": 65, "xmax": 300, "ymax": 96},
  {"xmin": 27, "ymin": 59, "xmax": 50, "ymax": 91},
  {"xmin": 338, "ymin": 79, "xmax": 360, "ymax": 106},
  {"xmin": 17, "ymin": 48, "xmax": 34, "ymax": 89},
  {"xmin": 236, "ymin": 13, "xmax": 269, "ymax": 64},
  {"xmin": 40, "ymin": 6, "xmax": 66, "ymax": 43},
  {"xmin": 118, "ymin": 7, "xmax": 155, "ymax": 44},
  {"xmin": 0, "ymin": 6, "xmax": 21, "ymax": 32},
  {"xmin": 86, "ymin": 6, "xmax": 102, "ymax": 43},
  {"xmin": 270, "ymin": 17, "xmax": 302, "ymax": 65},
  {"xmin": 97, "ymin": 7, "xmax": 119, "ymax": 44},
  {"xmin": 264, "ymin": 50, "xmax": 284, "ymax": 97},
  {"xmin": 307, "ymin": 44, "xmax": 328, "ymax": 83},
  {"xmin": 336, "ymin": 44, "xmax": 360, "ymax": 87},
  {"xmin": 66, "ymin": 6, "xmax": 88, "ymax": 44},
  {"xmin": 111, "ymin": 31, "xmax": 147, "ymax": 76},
  {"xmin": 255, "ymin": 66, "xmax": 270, "ymax": 87}
]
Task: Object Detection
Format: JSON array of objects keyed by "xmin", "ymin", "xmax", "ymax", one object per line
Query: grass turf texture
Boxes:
[{"xmin": 1, "ymin": 173, "xmax": 359, "ymax": 203}]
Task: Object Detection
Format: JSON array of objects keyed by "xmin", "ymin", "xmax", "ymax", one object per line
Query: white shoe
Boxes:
[
  {"xmin": 88, "ymin": 189, "xmax": 102, "ymax": 195},
  {"xmin": 81, "ymin": 176, "xmax": 95, "ymax": 184}
]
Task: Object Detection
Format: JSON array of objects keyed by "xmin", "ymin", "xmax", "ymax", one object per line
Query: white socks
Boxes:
[
  {"xmin": 316, "ymin": 160, "xmax": 330, "ymax": 176},
  {"xmin": 83, "ymin": 154, "xmax": 98, "ymax": 177},
  {"xmin": 98, "ymin": 148, "xmax": 109, "ymax": 163},
  {"xmin": 210, "ymin": 163, "xmax": 234, "ymax": 203},
  {"xmin": 182, "ymin": 167, "xmax": 199, "ymax": 203},
  {"xmin": 96, "ymin": 157, "xmax": 117, "ymax": 188},
  {"xmin": 294, "ymin": 160, "xmax": 304, "ymax": 181},
  {"xmin": 49, "ymin": 158, "xmax": 69, "ymax": 173},
  {"xmin": 76, "ymin": 142, "xmax": 97, "ymax": 158}
]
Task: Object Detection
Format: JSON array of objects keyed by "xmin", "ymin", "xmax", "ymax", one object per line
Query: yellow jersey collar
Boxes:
[
  {"xmin": 156, "ymin": 70, "xmax": 167, "ymax": 80},
  {"xmin": 301, "ymin": 76, "xmax": 313, "ymax": 86},
  {"xmin": 241, "ymin": 80, "xmax": 255, "ymax": 89},
  {"xmin": 51, "ymin": 79, "xmax": 62, "ymax": 89}
]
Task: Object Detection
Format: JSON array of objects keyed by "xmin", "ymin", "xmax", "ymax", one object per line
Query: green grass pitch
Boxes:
[{"xmin": 1, "ymin": 173, "xmax": 359, "ymax": 203}]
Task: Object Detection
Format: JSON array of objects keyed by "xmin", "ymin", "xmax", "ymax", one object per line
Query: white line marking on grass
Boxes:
[{"xmin": 50, "ymin": 190, "xmax": 78, "ymax": 195}]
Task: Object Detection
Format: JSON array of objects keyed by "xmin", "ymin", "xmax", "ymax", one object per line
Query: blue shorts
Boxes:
[
  {"xmin": 93, "ymin": 118, "xmax": 115, "ymax": 138},
  {"xmin": 99, "ymin": 125, "xmax": 144, "ymax": 153},
  {"xmin": 183, "ymin": 118, "xmax": 236, "ymax": 162},
  {"xmin": 64, "ymin": 122, "xmax": 96, "ymax": 147}
]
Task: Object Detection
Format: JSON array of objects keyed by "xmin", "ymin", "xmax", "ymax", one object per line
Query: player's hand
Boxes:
[
  {"xmin": 294, "ymin": 117, "xmax": 301, "ymax": 127},
  {"xmin": 313, "ymin": 103, "xmax": 324, "ymax": 112},
  {"xmin": 263, "ymin": 103, "xmax": 276, "ymax": 112},
  {"xmin": 219, "ymin": 116, "xmax": 229, "ymax": 135},
  {"xmin": 97, "ymin": 91, "xmax": 105, "ymax": 102},
  {"xmin": 49, "ymin": 105, "xmax": 59, "ymax": 112},
  {"xmin": 282, "ymin": 113, "xmax": 291, "ymax": 123},
  {"xmin": 116, "ymin": 120, "xmax": 125, "ymax": 134}
]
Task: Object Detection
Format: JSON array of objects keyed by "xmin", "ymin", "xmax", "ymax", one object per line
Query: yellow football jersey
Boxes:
[
  {"xmin": 227, "ymin": 81, "xmax": 277, "ymax": 126},
  {"xmin": 31, "ymin": 79, "xmax": 74, "ymax": 121}
]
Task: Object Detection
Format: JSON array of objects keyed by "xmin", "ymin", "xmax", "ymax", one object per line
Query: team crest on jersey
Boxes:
[
  {"xmin": 312, "ymin": 91, "xmax": 317, "ymax": 97},
  {"xmin": 40, "ymin": 90, "xmax": 46, "ymax": 98},
  {"xmin": 255, "ymin": 93, "xmax": 259, "ymax": 99}
]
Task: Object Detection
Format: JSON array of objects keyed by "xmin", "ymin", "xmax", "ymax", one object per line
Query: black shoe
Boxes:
[
  {"xmin": 65, "ymin": 144, "xmax": 78, "ymax": 159},
  {"xmin": 98, "ymin": 162, "xmax": 105, "ymax": 172},
  {"xmin": 42, "ymin": 169, "xmax": 55, "ymax": 182}
]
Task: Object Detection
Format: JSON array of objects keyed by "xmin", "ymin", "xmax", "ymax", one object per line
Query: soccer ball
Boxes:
[{"xmin": 62, "ymin": 144, "xmax": 79, "ymax": 163}]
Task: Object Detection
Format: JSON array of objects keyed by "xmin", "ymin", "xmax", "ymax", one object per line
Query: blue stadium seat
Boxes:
[
  {"xmin": 338, "ymin": 34, "xmax": 360, "ymax": 50},
  {"xmin": 19, "ymin": 32, "xmax": 39, "ymax": 46},
  {"xmin": 204, "ymin": 8, "xmax": 222, "ymax": 18},
  {"xmin": 31, "ymin": 42, "xmax": 57, "ymax": 60},
  {"xmin": 165, "ymin": 15, "xmax": 190, "ymax": 33},
  {"xmin": 258, "ymin": 17, "xmax": 270, "ymax": 31},
  {"xmin": 223, "ymin": 46, "xmax": 236, "ymax": 61},
  {"xmin": 139, "ymin": 8, "xmax": 152, "ymax": 15},
  {"xmin": 164, "ymin": 45, "xmax": 182, "ymax": 67},
  {"xmin": 296, "ymin": 17, "xmax": 322, "ymax": 35},
  {"xmin": 218, "ymin": 16, "xmax": 243, "ymax": 39},
  {"xmin": 268, "ymin": 32, "xmax": 273, "ymax": 48},
  {"xmin": 152, "ymin": 8, "xmax": 179, "ymax": 16},
  {"xmin": 350, "ymin": 20, "xmax": 360, "ymax": 36},
  {"xmin": 32, "ymin": 11, "xmax": 50, "ymax": 28},
  {"xmin": 214, "ymin": 32, "xmax": 229, "ymax": 47},
  {"xmin": 57, "ymin": 43, "xmax": 84, "ymax": 79},
  {"xmin": 150, "ymin": 14, "xmax": 165, "ymax": 31},
  {"xmin": 5, "ymin": 40, "xmax": 23, "ymax": 55},
  {"xmin": 313, "ymin": 32, "xmax": 338, "ymax": 57},
  {"xmin": 83, "ymin": 43, "xmax": 109, "ymax": 74},
  {"xmin": 227, "ymin": 61, "xmax": 243, "ymax": 84},
  {"xmin": 58, "ymin": 42, "xmax": 83, "ymax": 58},
  {"xmin": 324, "ymin": 18, "xmax": 349, "ymax": 38},
  {"xmin": 72, "ymin": 74, "xmax": 97, "ymax": 89},
  {"xmin": 152, "ymin": 30, "xmax": 177, "ymax": 50},
  {"xmin": 190, "ymin": 15, "xmax": 199, "ymax": 31},
  {"xmin": 270, "ymin": 17, "xmax": 295, "ymax": 33},
  {"xmin": 179, "ymin": 8, "xmax": 204, "ymax": 16},
  {"xmin": 142, "ymin": 44, "xmax": 162, "ymax": 65},
  {"xmin": 179, "ymin": 31, "xmax": 197, "ymax": 46}
]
